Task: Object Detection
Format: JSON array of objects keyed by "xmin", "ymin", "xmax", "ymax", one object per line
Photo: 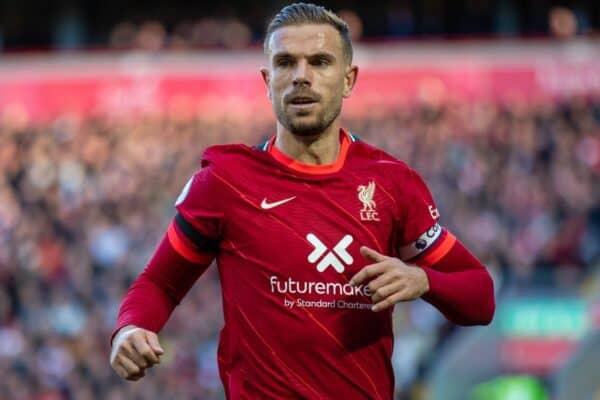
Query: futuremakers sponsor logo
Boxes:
[
  {"xmin": 306, "ymin": 233, "xmax": 353, "ymax": 273},
  {"xmin": 269, "ymin": 276, "xmax": 372, "ymax": 297},
  {"xmin": 270, "ymin": 233, "xmax": 373, "ymax": 310}
]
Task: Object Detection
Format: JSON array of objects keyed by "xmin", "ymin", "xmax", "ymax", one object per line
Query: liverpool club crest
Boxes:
[{"xmin": 357, "ymin": 181, "xmax": 380, "ymax": 221}]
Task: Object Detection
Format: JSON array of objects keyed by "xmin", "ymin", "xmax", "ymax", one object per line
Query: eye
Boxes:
[
  {"xmin": 275, "ymin": 58, "xmax": 294, "ymax": 68},
  {"xmin": 312, "ymin": 57, "xmax": 330, "ymax": 66}
]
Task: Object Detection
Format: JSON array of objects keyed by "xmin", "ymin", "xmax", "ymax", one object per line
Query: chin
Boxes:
[{"xmin": 289, "ymin": 125, "xmax": 324, "ymax": 137}]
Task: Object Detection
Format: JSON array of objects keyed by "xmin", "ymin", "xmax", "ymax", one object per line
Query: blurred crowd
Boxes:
[
  {"xmin": 103, "ymin": 4, "xmax": 588, "ymax": 53},
  {"xmin": 3, "ymin": 0, "xmax": 596, "ymax": 52},
  {"xmin": 0, "ymin": 94, "xmax": 599, "ymax": 399},
  {"xmin": 106, "ymin": 9, "xmax": 365, "ymax": 52}
]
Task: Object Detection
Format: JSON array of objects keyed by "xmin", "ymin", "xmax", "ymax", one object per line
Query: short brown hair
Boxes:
[{"xmin": 264, "ymin": 3, "xmax": 353, "ymax": 65}]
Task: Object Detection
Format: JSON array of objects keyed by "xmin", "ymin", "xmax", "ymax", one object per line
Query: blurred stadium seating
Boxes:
[{"xmin": 1, "ymin": 11, "xmax": 600, "ymax": 400}]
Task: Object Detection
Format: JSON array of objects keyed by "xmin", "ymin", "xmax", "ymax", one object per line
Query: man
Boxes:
[{"xmin": 110, "ymin": 3, "xmax": 495, "ymax": 399}]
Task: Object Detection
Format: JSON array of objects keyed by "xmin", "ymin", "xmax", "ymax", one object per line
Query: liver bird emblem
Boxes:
[{"xmin": 357, "ymin": 181, "xmax": 377, "ymax": 211}]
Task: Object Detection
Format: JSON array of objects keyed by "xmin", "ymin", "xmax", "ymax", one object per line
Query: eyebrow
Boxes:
[{"xmin": 272, "ymin": 51, "xmax": 337, "ymax": 61}]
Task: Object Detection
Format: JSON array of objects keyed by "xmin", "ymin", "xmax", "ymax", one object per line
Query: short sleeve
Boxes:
[
  {"xmin": 174, "ymin": 163, "xmax": 225, "ymax": 243},
  {"xmin": 397, "ymin": 168, "xmax": 443, "ymax": 261}
]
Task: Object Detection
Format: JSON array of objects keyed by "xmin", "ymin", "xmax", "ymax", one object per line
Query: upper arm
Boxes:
[
  {"xmin": 171, "ymin": 164, "xmax": 226, "ymax": 262},
  {"xmin": 396, "ymin": 167, "xmax": 454, "ymax": 266}
]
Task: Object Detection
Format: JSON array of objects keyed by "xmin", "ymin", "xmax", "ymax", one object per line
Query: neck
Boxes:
[{"xmin": 274, "ymin": 121, "xmax": 342, "ymax": 165}]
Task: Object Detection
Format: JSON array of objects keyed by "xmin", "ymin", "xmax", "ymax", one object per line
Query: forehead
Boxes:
[{"xmin": 267, "ymin": 23, "xmax": 343, "ymax": 57}]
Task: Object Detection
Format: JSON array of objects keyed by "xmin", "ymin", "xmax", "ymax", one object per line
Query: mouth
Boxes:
[{"xmin": 287, "ymin": 96, "xmax": 319, "ymax": 110}]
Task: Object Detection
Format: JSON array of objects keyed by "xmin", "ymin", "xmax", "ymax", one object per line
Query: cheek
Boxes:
[
  {"xmin": 322, "ymin": 77, "xmax": 345, "ymax": 101},
  {"xmin": 270, "ymin": 76, "xmax": 288, "ymax": 99}
]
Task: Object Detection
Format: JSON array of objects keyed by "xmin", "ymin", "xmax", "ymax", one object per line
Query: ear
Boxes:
[
  {"xmin": 342, "ymin": 65, "xmax": 359, "ymax": 98},
  {"xmin": 260, "ymin": 67, "xmax": 271, "ymax": 99}
]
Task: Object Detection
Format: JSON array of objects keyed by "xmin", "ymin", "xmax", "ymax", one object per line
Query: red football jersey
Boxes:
[{"xmin": 172, "ymin": 129, "xmax": 448, "ymax": 399}]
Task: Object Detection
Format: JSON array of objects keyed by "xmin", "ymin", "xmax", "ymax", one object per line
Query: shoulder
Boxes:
[
  {"xmin": 349, "ymin": 138, "xmax": 434, "ymax": 208},
  {"xmin": 350, "ymin": 138, "xmax": 421, "ymax": 182},
  {"xmin": 190, "ymin": 142, "xmax": 275, "ymax": 192},
  {"xmin": 201, "ymin": 143, "xmax": 257, "ymax": 168},
  {"xmin": 179, "ymin": 144, "xmax": 256, "ymax": 191},
  {"xmin": 176, "ymin": 144, "xmax": 255, "ymax": 215},
  {"xmin": 197, "ymin": 142, "xmax": 273, "ymax": 175}
]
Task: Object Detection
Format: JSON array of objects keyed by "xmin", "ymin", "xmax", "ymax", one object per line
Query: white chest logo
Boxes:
[
  {"xmin": 306, "ymin": 234, "xmax": 353, "ymax": 273},
  {"xmin": 357, "ymin": 181, "xmax": 380, "ymax": 221},
  {"xmin": 261, "ymin": 196, "xmax": 296, "ymax": 209}
]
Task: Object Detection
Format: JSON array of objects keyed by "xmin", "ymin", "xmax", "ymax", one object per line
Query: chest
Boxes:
[{"xmin": 220, "ymin": 172, "xmax": 400, "ymax": 278}]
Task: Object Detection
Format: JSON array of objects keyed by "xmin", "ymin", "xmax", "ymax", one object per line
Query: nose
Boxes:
[{"xmin": 292, "ymin": 59, "xmax": 311, "ymax": 86}]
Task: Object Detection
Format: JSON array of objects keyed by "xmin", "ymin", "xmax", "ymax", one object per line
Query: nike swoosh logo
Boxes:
[{"xmin": 261, "ymin": 196, "xmax": 296, "ymax": 209}]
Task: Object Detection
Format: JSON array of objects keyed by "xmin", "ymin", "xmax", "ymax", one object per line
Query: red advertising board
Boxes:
[{"xmin": 1, "ymin": 41, "xmax": 599, "ymax": 123}]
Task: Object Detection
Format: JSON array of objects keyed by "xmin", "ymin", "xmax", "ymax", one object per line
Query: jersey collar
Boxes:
[{"xmin": 265, "ymin": 128, "xmax": 356, "ymax": 175}]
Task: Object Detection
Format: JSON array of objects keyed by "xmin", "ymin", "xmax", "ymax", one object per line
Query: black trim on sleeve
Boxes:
[{"xmin": 174, "ymin": 213, "xmax": 219, "ymax": 251}]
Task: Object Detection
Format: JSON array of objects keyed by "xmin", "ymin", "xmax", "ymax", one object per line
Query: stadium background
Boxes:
[{"xmin": 0, "ymin": 1, "xmax": 599, "ymax": 399}]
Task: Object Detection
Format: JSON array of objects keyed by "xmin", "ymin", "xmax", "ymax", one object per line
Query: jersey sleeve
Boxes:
[
  {"xmin": 111, "ymin": 157, "xmax": 229, "ymax": 343},
  {"xmin": 396, "ymin": 167, "xmax": 495, "ymax": 325},
  {"xmin": 170, "ymin": 161, "xmax": 226, "ymax": 262},
  {"xmin": 397, "ymin": 168, "xmax": 453, "ymax": 266}
]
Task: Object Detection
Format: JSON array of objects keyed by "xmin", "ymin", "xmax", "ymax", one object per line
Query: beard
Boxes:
[{"xmin": 275, "ymin": 96, "xmax": 342, "ymax": 137}]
